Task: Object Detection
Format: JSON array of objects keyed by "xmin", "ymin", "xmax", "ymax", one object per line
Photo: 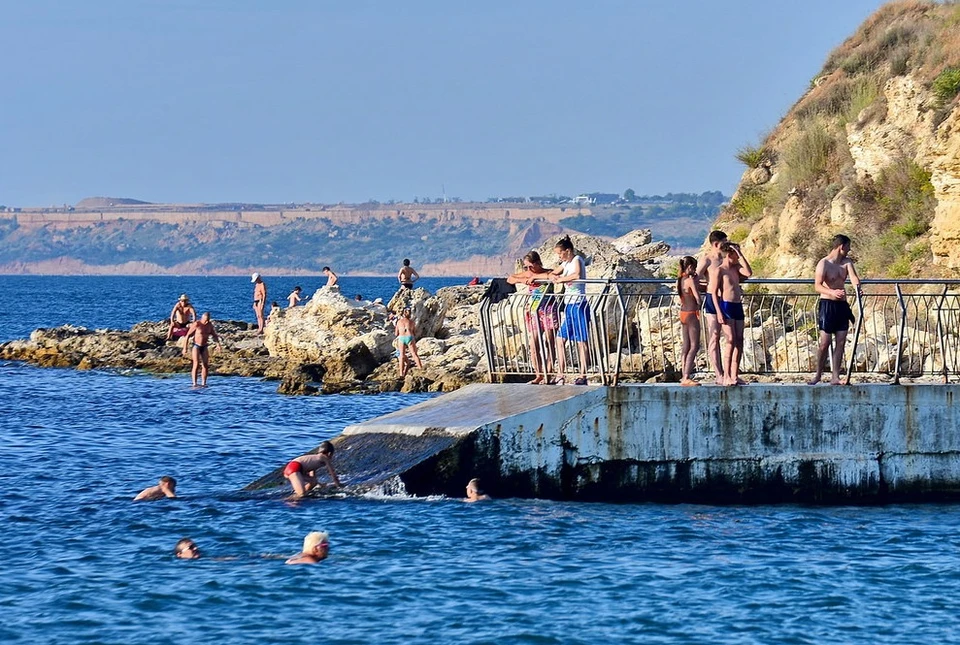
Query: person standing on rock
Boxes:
[
  {"xmin": 697, "ymin": 230, "xmax": 728, "ymax": 384},
  {"xmin": 809, "ymin": 234, "xmax": 862, "ymax": 386},
  {"xmin": 395, "ymin": 307, "xmax": 423, "ymax": 377},
  {"xmin": 183, "ymin": 312, "xmax": 221, "ymax": 388},
  {"xmin": 252, "ymin": 273, "xmax": 267, "ymax": 334},
  {"xmin": 322, "ymin": 266, "xmax": 339, "ymax": 288},
  {"xmin": 709, "ymin": 242, "xmax": 752, "ymax": 386},
  {"xmin": 165, "ymin": 294, "xmax": 196, "ymax": 341},
  {"xmin": 398, "ymin": 259, "xmax": 420, "ymax": 290}
]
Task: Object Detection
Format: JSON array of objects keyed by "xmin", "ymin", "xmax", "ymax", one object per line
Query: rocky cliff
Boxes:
[{"xmin": 715, "ymin": 1, "xmax": 960, "ymax": 277}]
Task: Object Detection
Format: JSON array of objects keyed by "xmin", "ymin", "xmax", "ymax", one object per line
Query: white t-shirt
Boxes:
[{"xmin": 560, "ymin": 255, "xmax": 586, "ymax": 295}]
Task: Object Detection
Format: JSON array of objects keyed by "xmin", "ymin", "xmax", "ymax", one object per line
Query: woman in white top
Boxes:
[{"xmin": 550, "ymin": 235, "xmax": 590, "ymax": 385}]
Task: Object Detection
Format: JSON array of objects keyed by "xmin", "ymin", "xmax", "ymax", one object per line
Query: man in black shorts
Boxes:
[{"xmin": 809, "ymin": 234, "xmax": 862, "ymax": 385}]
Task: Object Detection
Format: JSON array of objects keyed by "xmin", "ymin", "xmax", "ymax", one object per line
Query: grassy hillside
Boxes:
[{"xmin": 716, "ymin": 1, "xmax": 960, "ymax": 277}]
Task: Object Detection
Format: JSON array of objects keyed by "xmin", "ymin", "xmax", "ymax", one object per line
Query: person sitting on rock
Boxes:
[
  {"xmin": 165, "ymin": 294, "xmax": 196, "ymax": 341},
  {"xmin": 283, "ymin": 441, "xmax": 341, "ymax": 497},
  {"xmin": 134, "ymin": 475, "xmax": 177, "ymax": 501},
  {"xmin": 285, "ymin": 531, "xmax": 330, "ymax": 565},
  {"xmin": 395, "ymin": 307, "xmax": 423, "ymax": 378}
]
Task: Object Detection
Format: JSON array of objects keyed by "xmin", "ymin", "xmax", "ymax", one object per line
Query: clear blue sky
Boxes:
[{"xmin": 1, "ymin": 0, "xmax": 888, "ymax": 207}]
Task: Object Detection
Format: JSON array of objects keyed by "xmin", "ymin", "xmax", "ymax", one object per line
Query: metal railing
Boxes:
[{"xmin": 479, "ymin": 279, "xmax": 960, "ymax": 385}]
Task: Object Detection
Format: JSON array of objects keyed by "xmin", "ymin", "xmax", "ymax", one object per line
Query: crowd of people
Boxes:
[
  {"xmin": 507, "ymin": 231, "xmax": 861, "ymax": 387},
  {"xmin": 165, "ymin": 259, "xmax": 432, "ymax": 388}
]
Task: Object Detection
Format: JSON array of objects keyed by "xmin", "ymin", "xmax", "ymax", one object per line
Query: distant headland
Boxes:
[{"xmin": 0, "ymin": 192, "xmax": 724, "ymax": 276}]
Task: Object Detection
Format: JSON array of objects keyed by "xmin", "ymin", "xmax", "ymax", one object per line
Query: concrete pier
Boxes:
[{"xmin": 250, "ymin": 383, "xmax": 960, "ymax": 503}]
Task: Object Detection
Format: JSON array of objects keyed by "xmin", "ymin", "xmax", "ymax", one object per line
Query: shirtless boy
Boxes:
[
  {"xmin": 395, "ymin": 307, "xmax": 423, "ymax": 377},
  {"xmin": 697, "ymin": 231, "xmax": 729, "ymax": 383},
  {"xmin": 165, "ymin": 294, "xmax": 197, "ymax": 341},
  {"xmin": 252, "ymin": 273, "xmax": 267, "ymax": 334},
  {"xmin": 398, "ymin": 259, "xmax": 420, "ymax": 290},
  {"xmin": 708, "ymin": 241, "xmax": 753, "ymax": 386},
  {"xmin": 134, "ymin": 476, "xmax": 177, "ymax": 501},
  {"xmin": 283, "ymin": 441, "xmax": 341, "ymax": 498},
  {"xmin": 183, "ymin": 312, "xmax": 221, "ymax": 388},
  {"xmin": 809, "ymin": 234, "xmax": 862, "ymax": 385},
  {"xmin": 322, "ymin": 267, "xmax": 339, "ymax": 288},
  {"xmin": 287, "ymin": 286, "xmax": 303, "ymax": 308}
]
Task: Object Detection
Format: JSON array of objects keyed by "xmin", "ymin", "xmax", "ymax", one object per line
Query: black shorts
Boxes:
[{"xmin": 818, "ymin": 299, "xmax": 854, "ymax": 334}]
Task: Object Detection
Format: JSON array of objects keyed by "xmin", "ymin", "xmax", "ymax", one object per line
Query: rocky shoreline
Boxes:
[
  {"xmin": 0, "ymin": 230, "xmax": 671, "ymax": 395},
  {"xmin": 0, "ymin": 286, "xmax": 490, "ymax": 395}
]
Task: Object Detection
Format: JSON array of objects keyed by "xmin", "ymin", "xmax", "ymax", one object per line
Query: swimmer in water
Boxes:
[
  {"xmin": 285, "ymin": 531, "xmax": 330, "ymax": 565},
  {"xmin": 134, "ymin": 476, "xmax": 177, "ymax": 501},
  {"xmin": 465, "ymin": 478, "xmax": 491, "ymax": 502}
]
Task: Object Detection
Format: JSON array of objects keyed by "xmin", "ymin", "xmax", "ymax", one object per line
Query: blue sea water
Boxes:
[{"xmin": 3, "ymin": 276, "xmax": 960, "ymax": 644}]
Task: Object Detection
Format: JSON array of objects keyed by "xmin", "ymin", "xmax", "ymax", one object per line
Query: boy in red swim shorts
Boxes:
[{"xmin": 283, "ymin": 441, "xmax": 341, "ymax": 497}]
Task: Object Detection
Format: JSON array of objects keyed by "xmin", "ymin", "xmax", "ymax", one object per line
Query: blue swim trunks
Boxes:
[
  {"xmin": 719, "ymin": 300, "xmax": 745, "ymax": 321},
  {"xmin": 704, "ymin": 297, "xmax": 717, "ymax": 315},
  {"xmin": 558, "ymin": 299, "xmax": 590, "ymax": 343}
]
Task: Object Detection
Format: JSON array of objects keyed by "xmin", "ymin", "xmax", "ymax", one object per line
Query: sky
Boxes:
[{"xmin": 1, "ymin": 0, "xmax": 889, "ymax": 207}]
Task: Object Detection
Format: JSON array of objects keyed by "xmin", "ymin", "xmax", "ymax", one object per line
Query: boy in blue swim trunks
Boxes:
[
  {"xmin": 809, "ymin": 234, "xmax": 862, "ymax": 385},
  {"xmin": 709, "ymin": 241, "xmax": 753, "ymax": 386},
  {"xmin": 697, "ymin": 230, "xmax": 728, "ymax": 384}
]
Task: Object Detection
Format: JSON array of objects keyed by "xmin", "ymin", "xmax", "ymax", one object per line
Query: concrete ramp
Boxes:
[
  {"xmin": 343, "ymin": 383, "xmax": 603, "ymax": 436},
  {"xmin": 245, "ymin": 383, "xmax": 603, "ymax": 497}
]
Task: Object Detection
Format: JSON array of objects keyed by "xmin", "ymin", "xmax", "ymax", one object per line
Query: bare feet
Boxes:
[
  {"xmin": 680, "ymin": 378, "xmax": 700, "ymax": 386},
  {"xmin": 807, "ymin": 375, "xmax": 823, "ymax": 385},
  {"xmin": 830, "ymin": 378, "xmax": 842, "ymax": 385},
  {"xmin": 528, "ymin": 376, "xmax": 545, "ymax": 385}
]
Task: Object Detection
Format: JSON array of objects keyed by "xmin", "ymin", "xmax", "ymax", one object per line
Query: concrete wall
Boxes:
[{"xmin": 461, "ymin": 384, "xmax": 960, "ymax": 502}]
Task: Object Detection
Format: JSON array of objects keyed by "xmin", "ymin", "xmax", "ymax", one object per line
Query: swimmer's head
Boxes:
[
  {"xmin": 174, "ymin": 538, "xmax": 200, "ymax": 559},
  {"xmin": 293, "ymin": 286, "xmax": 301, "ymax": 292},
  {"xmin": 466, "ymin": 478, "xmax": 483, "ymax": 496},
  {"xmin": 159, "ymin": 476, "xmax": 177, "ymax": 491},
  {"xmin": 318, "ymin": 441, "xmax": 335, "ymax": 457},
  {"xmin": 303, "ymin": 531, "xmax": 329, "ymax": 555},
  {"xmin": 403, "ymin": 258, "xmax": 411, "ymax": 267}
]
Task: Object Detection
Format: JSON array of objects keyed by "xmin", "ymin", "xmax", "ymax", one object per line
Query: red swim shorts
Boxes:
[{"xmin": 283, "ymin": 460, "xmax": 302, "ymax": 477}]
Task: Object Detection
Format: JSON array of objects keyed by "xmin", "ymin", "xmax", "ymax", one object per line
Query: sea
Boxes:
[{"xmin": 2, "ymin": 275, "xmax": 960, "ymax": 644}]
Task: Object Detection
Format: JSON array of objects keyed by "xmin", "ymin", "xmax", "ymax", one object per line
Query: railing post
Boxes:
[
  {"xmin": 937, "ymin": 285, "xmax": 949, "ymax": 384},
  {"xmin": 844, "ymin": 287, "xmax": 865, "ymax": 385},
  {"xmin": 613, "ymin": 283, "xmax": 626, "ymax": 387},
  {"xmin": 479, "ymin": 296, "xmax": 496, "ymax": 382},
  {"xmin": 894, "ymin": 284, "xmax": 907, "ymax": 385}
]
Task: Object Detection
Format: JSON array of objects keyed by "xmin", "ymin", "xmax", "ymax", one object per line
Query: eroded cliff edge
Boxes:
[{"xmin": 716, "ymin": 1, "xmax": 960, "ymax": 278}]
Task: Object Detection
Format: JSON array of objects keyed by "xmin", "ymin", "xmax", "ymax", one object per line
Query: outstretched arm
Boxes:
[
  {"xmin": 326, "ymin": 458, "xmax": 341, "ymax": 487},
  {"xmin": 735, "ymin": 246, "xmax": 753, "ymax": 279},
  {"xmin": 847, "ymin": 260, "xmax": 862, "ymax": 294}
]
